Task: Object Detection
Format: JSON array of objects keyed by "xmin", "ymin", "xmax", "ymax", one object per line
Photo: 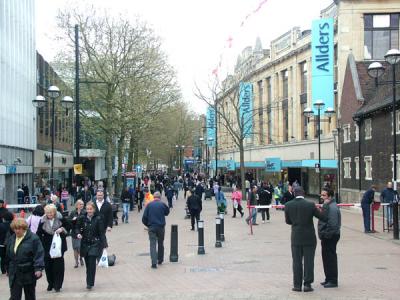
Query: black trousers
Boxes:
[
  {"xmin": 321, "ymin": 234, "xmax": 340, "ymax": 284},
  {"xmin": 148, "ymin": 227, "xmax": 165, "ymax": 265},
  {"xmin": 0, "ymin": 247, "xmax": 6, "ymax": 273},
  {"xmin": 291, "ymin": 244, "xmax": 316, "ymax": 287},
  {"xmin": 190, "ymin": 210, "xmax": 200, "ymax": 229},
  {"xmin": 10, "ymin": 280, "xmax": 36, "ymax": 300},
  {"xmin": 233, "ymin": 204, "xmax": 243, "ymax": 217},
  {"xmin": 260, "ymin": 208, "xmax": 270, "ymax": 221},
  {"xmin": 84, "ymin": 255, "xmax": 97, "ymax": 287},
  {"xmin": 44, "ymin": 256, "xmax": 64, "ymax": 290}
]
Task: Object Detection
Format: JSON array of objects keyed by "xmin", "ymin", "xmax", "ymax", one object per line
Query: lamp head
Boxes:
[
  {"xmin": 32, "ymin": 95, "xmax": 46, "ymax": 108},
  {"xmin": 324, "ymin": 107, "xmax": 335, "ymax": 118},
  {"xmin": 47, "ymin": 86, "xmax": 60, "ymax": 98},
  {"xmin": 385, "ymin": 49, "xmax": 400, "ymax": 65},
  {"xmin": 61, "ymin": 96, "xmax": 74, "ymax": 109},
  {"xmin": 303, "ymin": 107, "xmax": 314, "ymax": 118},
  {"xmin": 367, "ymin": 62, "xmax": 385, "ymax": 78},
  {"xmin": 313, "ymin": 99, "xmax": 325, "ymax": 110}
]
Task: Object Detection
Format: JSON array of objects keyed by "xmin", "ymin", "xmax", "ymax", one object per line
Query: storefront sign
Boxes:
[
  {"xmin": 239, "ymin": 82, "xmax": 253, "ymax": 137},
  {"xmin": 312, "ymin": 18, "xmax": 334, "ymax": 114},
  {"xmin": 206, "ymin": 106, "xmax": 216, "ymax": 147},
  {"xmin": 6, "ymin": 165, "xmax": 16, "ymax": 174},
  {"xmin": 265, "ymin": 157, "xmax": 281, "ymax": 173}
]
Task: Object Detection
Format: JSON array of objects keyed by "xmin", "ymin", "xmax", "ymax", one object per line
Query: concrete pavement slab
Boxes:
[{"xmin": 0, "ymin": 191, "xmax": 399, "ymax": 299}]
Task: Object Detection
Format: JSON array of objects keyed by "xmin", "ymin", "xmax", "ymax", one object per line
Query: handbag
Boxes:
[
  {"xmin": 49, "ymin": 233, "xmax": 62, "ymax": 258},
  {"xmin": 233, "ymin": 199, "xmax": 238, "ymax": 209},
  {"xmin": 98, "ymin": 249, "xmax": 109, "ymax": 268}
]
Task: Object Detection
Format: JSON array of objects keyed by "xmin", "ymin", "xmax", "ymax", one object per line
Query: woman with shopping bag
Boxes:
[
  {"xmin": 36, "ymin": 204, "xmax": 69, "ymax": 293},
  {"xmin": 76, "ymin": 201, "xmax": 107, "ymax": 290}
]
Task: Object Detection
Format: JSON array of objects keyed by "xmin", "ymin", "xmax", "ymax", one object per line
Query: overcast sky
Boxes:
[{"xmin": 36, "ymin": 0, "xmax": 333, "ymax": 114}]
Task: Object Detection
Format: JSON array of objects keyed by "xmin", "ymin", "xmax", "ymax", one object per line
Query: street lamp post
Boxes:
[
  {"xmin": 199, "ymin": 137, "xmax": 204, "ymax": 174},
  {"xmin": 367, "ymin": 48, "xmax": 400, "ymax": 240},
  {"xmin": 33, "ymin": 86, "xmax": 74, "ymax": 191},
  {"xmin": 207, "ymin": 137, "xmax": 214, "ymax": 178},
  {"xmin": 304, "ymin": 100, "xmax": 335, "ymax": 196},
  {"xmin": 175, "ymin": 145, "xmax": 185, "ymax": 174}
]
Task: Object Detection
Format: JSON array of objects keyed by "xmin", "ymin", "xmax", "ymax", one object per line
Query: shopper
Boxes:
[{"xmin": 76, "ymin": 201, "xmax": 107, "ymax": 290}]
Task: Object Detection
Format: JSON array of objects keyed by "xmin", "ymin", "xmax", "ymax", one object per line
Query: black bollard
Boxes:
[
  {"xmin": 170, "ymin": 224, "xmax": 179, "ymax": 262},
  {"xmin": 219, "ymin": 213, "xmax": 225, "ymax": 242},
  {"xmin": 197, "ymin": 220, "xmax": 205, "ymax": 254},
  {"xmin": 215, "ymin": 217, "xmax": 222, "ymax": 248}
]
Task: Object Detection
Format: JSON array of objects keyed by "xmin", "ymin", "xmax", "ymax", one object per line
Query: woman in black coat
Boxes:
[
  {"xmin": 36, "ymin": 204, "xmax": 69, "ymax": 293},
  {"xmin": 76, "ymin": 201, "xmax": 107, "ymax": 290},
  {"xmin": 6, "ymin": 218, "xmax": 44, "ymax": 300}
]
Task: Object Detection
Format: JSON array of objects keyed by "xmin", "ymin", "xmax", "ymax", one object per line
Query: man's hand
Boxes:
[
  {"xmin": 55, "ymin": 228, "xmax": 63, "ymax": 234},
  {"xmin": 35, "ymin": 271, "xmax": 42, "ymax": 279},
  {"xmin": 107, "ymin": 227, "xmax": 112, "ymax": 232}
]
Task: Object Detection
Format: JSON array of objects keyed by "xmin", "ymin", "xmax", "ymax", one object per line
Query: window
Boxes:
[
  {"xmin": 282, "ymin": 70, "xmax": 288, "ymax": 99},
  {"xmin": 343, "ymin": 124, "xmax": 351, "ymax": 143},
  {"xmin": 300, "ymin": 61, "xmax": 307, "ymax": 94},
  {"xmin": 395, "ymin": 110, "xmax": 400, "ymax": 134},
  {"xmin": 301, "ymin": 103, "xmax": 308, "ymax": 140},
  {"xmin": 365, "ymin": 119, "xmax": 372, "ymax": 139},
  {"xmin": 258, "ymin": 80, "xmax": 264, "ymax": 144},
  {"xmin": 343, "ymin": 157, "xmax": 351, "ymax": 179},
  {"xmin": 355, "ymin": 123, "xmax": 359, "ymax": 141},
  {"xmin": 364, "ymin": 156, "xmax": 373, "ymax": 180},
  {"xmin": 266, "ymin": 77, "xmax": 272, "ymax": 144},
  {"xmin": 355, "ymin": 156, "xmax": 360, "ymax": 179},
  {"xmin": 283, "ymin": 99, "xmax": 288, "ymax": 142},
  {"xmin": 364, "ymin": 14, "xmax": 399, "ymax": 60},
  {"xmin": 390, "ymin": 154, "xmax": 400, "ymax": 181}
]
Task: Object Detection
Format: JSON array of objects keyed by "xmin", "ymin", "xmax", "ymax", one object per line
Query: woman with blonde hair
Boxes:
[
  {"xmin": 36, "ymin": 204, "xmax": 70, "ymax": 293},
  {"xmin": 68, "ymin": 199, "xmax": 85, "ymax": 268},
  {"xmin": 6, "ymin": 218, "xmax": 44, "ymax": 300}
]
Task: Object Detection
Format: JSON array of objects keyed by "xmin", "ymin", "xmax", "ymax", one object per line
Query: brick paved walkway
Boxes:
[{"xmin": 1, "ymin": 191, "xmax": 399, "ymax": 299}]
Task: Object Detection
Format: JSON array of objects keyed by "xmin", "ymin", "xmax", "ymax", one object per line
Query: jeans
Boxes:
[
  {"xmin": 61, "ymin": 199, "xmax": 68, "ymax": 211},
  {"xmin": 260, "ymin": 208, "xmax": 270, "ymax": 221},
  {"xmin": 246, "ymin": 208, "xmax": 257, "ymax": 224},
  {"xmin": 148, "ymin": 226, "xmax": 165, "ymax": 265},
  {"xmin": 84, "ymin": 255, "xmax": 97, "ymax": 287},
  {"xmin": 386, "ymin": 204, "xmax": 393, "ymax": 225},
  {"xmin": 122, "ymin": 203, "xmax": 130, "ymax": 223}
]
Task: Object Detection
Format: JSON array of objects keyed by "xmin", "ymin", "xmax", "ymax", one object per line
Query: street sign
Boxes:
[
  {"xmin": 73, "ymin": 164, "xmax": 82, "ymax": 175},
  {"xmin": 125, "ymin": 172, "xmax": 136, "ymax": 177}
]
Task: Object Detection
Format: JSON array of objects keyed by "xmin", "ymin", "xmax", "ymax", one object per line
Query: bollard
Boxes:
[
  {"xmin": 197, "ymin": 220, "xmax": 205, "ymax": 255},
  {"xmin": 215, "ymin": 217, "xmax": 222, "ymax": 248},
  {"xmin": 169, "ymin": 224, "xmax": 179, "ymax": 262},
  {"xmin": 219, "ymin": 213, "xmax": 225, "ymax": 242}
]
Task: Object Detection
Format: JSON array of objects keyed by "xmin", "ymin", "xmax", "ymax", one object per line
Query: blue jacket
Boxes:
[
  {"xmin": 361, "ymin": 188, "xmax": 375, "ymax": 205},
  {"xmin": 142, "ymin": 200, "xmax": 170, "ymax": 228},
  {"xmin": 380, "ymin": 188, "xmax": 395, "ymax": 203}
]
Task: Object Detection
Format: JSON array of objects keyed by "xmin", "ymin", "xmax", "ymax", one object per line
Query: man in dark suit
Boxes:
[
  {"xmin": 284, "ymin": 186, "xmax": 327, "ymax": 292},
  {"xmin": 95, "ymin": 190, "xmax": 113, "ymax": 233}
]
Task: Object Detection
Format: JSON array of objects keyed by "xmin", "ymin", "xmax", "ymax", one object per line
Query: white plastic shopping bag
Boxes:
[
  {"xmin": 49, "ymin": 233, "xmax": 62, "ymax": 258},
  {"xmin": 233, "ymin": 200, "xmax": 238, "ymax": 209},
  {"xmin": 172, "ymin": 195, "xmax": 177, "ymax": 202},
  {"xmin": 98, "ymin": 249, "xmax": 109, "ymax": 268}
]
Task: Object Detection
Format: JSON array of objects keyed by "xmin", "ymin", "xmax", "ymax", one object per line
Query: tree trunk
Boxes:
[
  {"xmin": 126, "ymin": 133, "xmax": 135, "ymax": 173},
  {"xmin": 106, "ymin": 133, "xmax": 113, "ymax": 196},
  {"xmin": 239, "ymin": 141, "xmax": 246, "ymax": 203},
  {"xmin": 115, "ymin": 131, "xmax": 126, "ymax": 197}
]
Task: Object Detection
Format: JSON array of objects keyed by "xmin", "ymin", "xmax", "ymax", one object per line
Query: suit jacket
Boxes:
[
  {"xmin": 285, "ymin": 196, "xmax": 327, "ymax": 246},
  {"xmin": 96, "ymin": 201, "xmax": 113, "ymax": 230}
]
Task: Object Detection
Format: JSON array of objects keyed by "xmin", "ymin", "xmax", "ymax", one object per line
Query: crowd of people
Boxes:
[{"xmin": 1, "ymin": 170, "xmax": 398, "ymax": 298}]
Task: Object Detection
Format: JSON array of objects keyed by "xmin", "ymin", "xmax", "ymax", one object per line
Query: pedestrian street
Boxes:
[{"xmin": 1, "ymin": 192, "xmax": 399, "ymax": 300}]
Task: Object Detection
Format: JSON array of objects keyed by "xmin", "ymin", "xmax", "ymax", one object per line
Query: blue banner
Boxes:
[
  {"xmin": 239, "ymin": 82, "xmax": 253, "ymax": 137},
  {"xmin": 206, "ymin": 107, "xmax": 216, "ymax": 147},
  {"xmin": 312, "ymin": 18, "xmax": 334, "ymax": 114},
  {"xmin": 265, "ymin": 157, "xmax": 281, "ymax": 173}
]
